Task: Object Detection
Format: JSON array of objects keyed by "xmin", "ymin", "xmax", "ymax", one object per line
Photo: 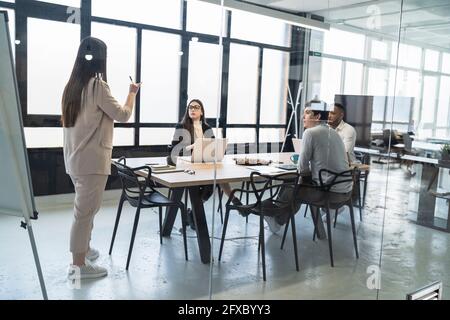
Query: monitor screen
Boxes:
[{"xmin": 334, "ymin": 95, "xmax": 374, "ymax": 148}]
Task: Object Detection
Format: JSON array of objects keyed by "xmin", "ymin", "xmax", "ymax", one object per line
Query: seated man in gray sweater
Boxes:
[{"xmin": 264, "ymin": 104, "xmax": 352, "ymax": 233}]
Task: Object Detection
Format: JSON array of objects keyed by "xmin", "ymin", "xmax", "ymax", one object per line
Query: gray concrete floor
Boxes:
[{"xmin": 1, "ymin": 163, "xmax": 449, "ymax": 300}]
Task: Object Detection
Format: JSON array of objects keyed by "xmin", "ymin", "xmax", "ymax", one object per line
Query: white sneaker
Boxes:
[
  {"xmin": 68, "ymin": 263, "xmax": 108, "ymax": 280},
  {"xmin": 86, "ymin": 248, "xmax": 99, "ymax": 262},
  {"xmin": 264, "ymin": 216, "xmax": 281, "ymax": 234}
]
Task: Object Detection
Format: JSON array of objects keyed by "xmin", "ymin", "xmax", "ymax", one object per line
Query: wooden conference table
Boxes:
[{"xmin": 123, "ymin": 153, "xmax": 368, "ymax": 264}]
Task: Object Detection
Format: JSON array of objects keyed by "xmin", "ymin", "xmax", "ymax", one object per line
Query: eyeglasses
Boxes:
[
  {"xmin": 184, "ymin": 169, "xmax": 196, "ymax": 175},
  {"xmin": 188, "ymin": 105, "xmax": 201, "ymax": 111}
]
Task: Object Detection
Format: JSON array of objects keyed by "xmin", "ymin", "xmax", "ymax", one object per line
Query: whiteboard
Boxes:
[{"xmin": 0, "ymin": 11, "xmax": 36, "ymax": 220}]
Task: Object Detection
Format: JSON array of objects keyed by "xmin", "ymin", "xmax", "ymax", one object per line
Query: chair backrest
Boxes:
[
  {"xmin": 249, "ymin": 171, "xmax": 300, "ymax": 208},
  {"xmin": 318, "ymin": 168, "xmax": 355, "ymax": 192},
  {"xmin": 402, "ymin": 133, "xmax": 413, "ymax": 152},
  {"xmin": 112, "ymin": 157, "xmax": 151, "ymax": 199}
]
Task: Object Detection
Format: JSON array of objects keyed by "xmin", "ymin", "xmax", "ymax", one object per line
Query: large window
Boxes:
[
  {"xmin": 187, "ymin": 0, "xmax": 227, "ymax": 36},
  {"xmin": 91, "ymin": 22, "xmax": 137, "ymax": 123},
  {"xmin": 27, "ymin": 18, "xmax": 80, "ymax": 115},
  {"xmin": 140, "ymin": 30, "xmax": 181, "ymax": 123},
  {"xmin": 187, "ymin": 40, "xmax": 222, "ymax": 119},
  {"xmin": 92, "ymin": 0, "xmax": 182, "ymax": 29},
  {"xmin": 226, "ymin": 43, "xmax": 259, "ymax": 125},
  {"xmin": 260, "ymin": 48, "xmax": 289, "ymax": 125}
]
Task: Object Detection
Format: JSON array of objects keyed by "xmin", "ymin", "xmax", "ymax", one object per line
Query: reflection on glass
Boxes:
[
  {"xmin": 226, "ymin": 128, "xmax": 256, "ymax": 144},
  {"xmin": 319, "ymin": 58, "xmax": 342, "ymax": 103},
  {"xmin": 24, "ymin": 128, "xmax": 63, "ymax": 148},
  {"xmin": 91, "ymin": 22, "xmax": 136, "ymax": 122},
  {"xmin": 260, "ymin": 49, "xmax": 289, "ymax": 125},
  {"xmin": 344, "ymin": 62, "xmax": 363, "ymax": 95},
  {"xmin": 112, "ymin": 128, "xmax": 134, "ymax": 146},
  {"xmin": 35, "ymin": 0, "xmax": 80, "ymax": 7},
  {"xmin": 187, "ymin": 0, "xmax": 227, "ymax": 36},
  {"xmin": 140, "ymin": 128, "xmax": 173, "ymax": 146},
  {"xmin": 227, "ymin": 43, "xmax": 259, "ymax": 124},
  {"xmin": 92, "ymin": 0, "xmax": 182, "ymax": 29},
  {"xmin": 188, "ymin": 41, "xmax": 222, "ymax": 119},
  {"xmin": 420, "ymin": 76, "xmax": 437, "ymax": 126},
  {"xmin": 231, "ymin": 9, "xmax": 290, "ymax": 47},
  {"xmin": 323, "ymin": 28, "xmax": 365, "ymax": 60},
  {"xmin": 140, "ymin": 30, "xmax": 181, "ymax": 123},
  {"xmin": 424, "ymin": 49, "xmax": 439, "ymax": 72},
  {"xmin": 27, "ymin": 18, "xmax": 80, "ymax": 115}
]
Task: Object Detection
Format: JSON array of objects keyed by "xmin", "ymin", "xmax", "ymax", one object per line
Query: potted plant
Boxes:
[{"xmin": 441, "ymin": 144, "xmax": 450, "ymax": 161}]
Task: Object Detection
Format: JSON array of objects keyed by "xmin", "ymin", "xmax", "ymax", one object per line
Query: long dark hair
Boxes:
[
  {"xmin": 180, "ymin": 99, "xmax": 207, "ymax": 137},
  {"xmin": 61, "ymin": 37, "xmax": 107, "ymax": 127}
]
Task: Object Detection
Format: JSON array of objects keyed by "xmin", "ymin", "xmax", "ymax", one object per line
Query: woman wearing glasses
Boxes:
[{"xmin": 168, "ymin": 99, "xmax": 243, "ymax": 229}]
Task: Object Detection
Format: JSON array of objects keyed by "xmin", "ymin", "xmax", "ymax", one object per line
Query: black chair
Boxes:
[
  {"xmin": 281, "ymin": 169, "xmax": 359, "ymax": 267},
  {"xmin": 355, "ymin": 151, "xmax": 370, "ymax": 207},
  {"xmin": 109, "ymin": 157, "xmax": 188, "ymax": 270},
  {"xmin": 219, "ymin": 171, "xmax": 301, "ymax": 281}
]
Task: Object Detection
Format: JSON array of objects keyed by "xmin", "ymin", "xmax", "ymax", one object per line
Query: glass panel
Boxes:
[
  {"xmin": 424, "ymin": 49, "xmax": 439, "ymax": 72},
  {"xmin": 1, "ymin": 8, "xmax": 14, "ymax": 57},
  {"xmin": 226, "ymin": 128, "xmax": 256, "ymax": 144},
  {"xmin": 112, "ymin": 128, "xmax": 134, "ymax": 146},
  {"xmin": 344, "ymin": 62, "xmax": 363, "ymax": 95},
  {"xmin": 35, "ymin": 0, "xmax": 79, "ymax": 7},
  {"xmin": 323, "ymin": 28, "xmax": 365, "ymax": 60},
  {"xmin": 391, "ymin": 43, "xmax": 422, "ymax": 68},
  {"xmin": 367, "ymin": 68, "xmax": 388, "ymax": 96},
  {"xmin": 260, "ymin": 49, "xmax": 289, "ymax": 125},
  {"xmin": 371, "ymin": 39, "xmax": 387, "ymax": 60},
  {"xmin": 27, "ymin": 18, "xmax": 80, "ymax": 115},
  {"xmin": 140, "ymin": 30, "xmax": 181, "ymax": 123},
  {"xmin": 140, "ymin": 128, "xmax": 173, "ymax": 146},
  {"xmin": 24, "ymin": 128, "xmax": 63, "ymax": 148},
  {"xmin": 187, "ymin": 0, "xmax": 227, "ymax": 36},
  {"xmin": 319, "ymin": 57, "xmax": 342, "ymax": 104},
  {"xmin": 437, "ymin": 76, "xmax": 450, "ymax": 127},
  {"xmin": 231, "ymin": 9, "xmax": 290, "ymax": 47},
  {"xmin": 442, "ymin": 53, "xmax": 450, "ymax": 74},
  {"xmin": 187, "ymin": 40, "xmax": 221, "ymax": 119},
  {"xmin": 259, "ymin": 128, "xmax": 285, "ymax": 143},
  {"xmin": 91, "ymin": 0, "xmax": 182, "ymax": 29},
  {"xmin": 91, "ymin": 22, "xmax": 136, "ymax": 122},
  {"xmin": 226, "ymin": 43, "xmax": 259, "ymax": 124},
  {"xmin": 420, "ymin": 76, "xmax": 437, "ymax": 127}
]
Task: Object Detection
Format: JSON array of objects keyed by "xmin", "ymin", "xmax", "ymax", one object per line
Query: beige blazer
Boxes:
[{"xmin": 63, "ymin": 77, "xmax": 132, "ymax": 176}]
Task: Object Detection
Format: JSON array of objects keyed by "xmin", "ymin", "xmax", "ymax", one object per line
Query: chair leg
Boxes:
[
  {"xmin": 333, "ymin": 209, "xmax": 338, "ymax": 228},
  {"xmin": 218, "ymin": 208, "xmax": 231, "ymax": 261},
  {"xmin": 303, "ymin": 204, "xmax": 309, "ymax": 217},
  {"xmin": 246, "ymin": 181, "xmax": 250, "ymax": 205},
  {"xmin": 260, "ymin": 215, "xmax": 267, "ymax": 281},
  {"xmin": 239, "ymin": 181, "xmax": 245, "ymax": 201},
  {"xmin": 311, "ymin": 206, "xmax": 319, "ymax": 241},
  {"xmin": 280, "ymin": 219, "xmax": 290, "ymax": 250},
  {"xmin": 325, "ymin": 206, "xmax": 334, "ymax": 267},
  {"xmin": 363, "ymin": 171, "xmax": 369, "ymax": 207},
  {"xmin": 290, "ymin": 214, "xmax": 299, "ymax": 271},
  {"xmin": 358, "ymin": 179, "xmax": 363, "ymax": 222},
  {"xmin": 126, "ymin": 206, "xmax": 142, "ymax": 270},
  {"xmin": 348, "ymin": 201, "xmax": 359, "ymax": 259},
  {"xmin": 217, "ymin": 187, "xmax": 224, "ymax": 224},
  {"xmin": 158, "ymin": 206, "xmax": 163, "ymax": 245},
  {"xmin": 109, "ymin": 194, "xmax": 125, "ymax": 255},
  {"xmin": 179, "ymin": 205, "xmax": 188, "ymax": 261}
]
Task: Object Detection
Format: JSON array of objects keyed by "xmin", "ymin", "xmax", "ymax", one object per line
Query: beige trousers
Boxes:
[{"xmin": 69, "ymin": 174, "xmax": 108, "ymax": 254}]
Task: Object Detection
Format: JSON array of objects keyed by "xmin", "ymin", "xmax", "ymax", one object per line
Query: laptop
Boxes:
[
  {"xmin": 192, "ymin": 138, "xmax": 228, "ymax": 163},
  {"xmin": 292, "ymin": 138, "xmax": 302, "ymax": 154}
]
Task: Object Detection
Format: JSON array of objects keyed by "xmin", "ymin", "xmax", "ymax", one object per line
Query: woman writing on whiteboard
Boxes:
[{"xmin": 62, "ymin": 37, "xmax": 140, "ymax": 279}]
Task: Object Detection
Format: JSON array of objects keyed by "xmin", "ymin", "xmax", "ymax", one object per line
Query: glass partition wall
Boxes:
[{"xmin": 2, "ymin": 0, "xmax": 449, "ymax": 300}]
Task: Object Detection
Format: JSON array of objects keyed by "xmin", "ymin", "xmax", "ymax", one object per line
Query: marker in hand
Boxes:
[{"xmin": 129, "ymin": 76, "xmax": 140, "ymax": 94}]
